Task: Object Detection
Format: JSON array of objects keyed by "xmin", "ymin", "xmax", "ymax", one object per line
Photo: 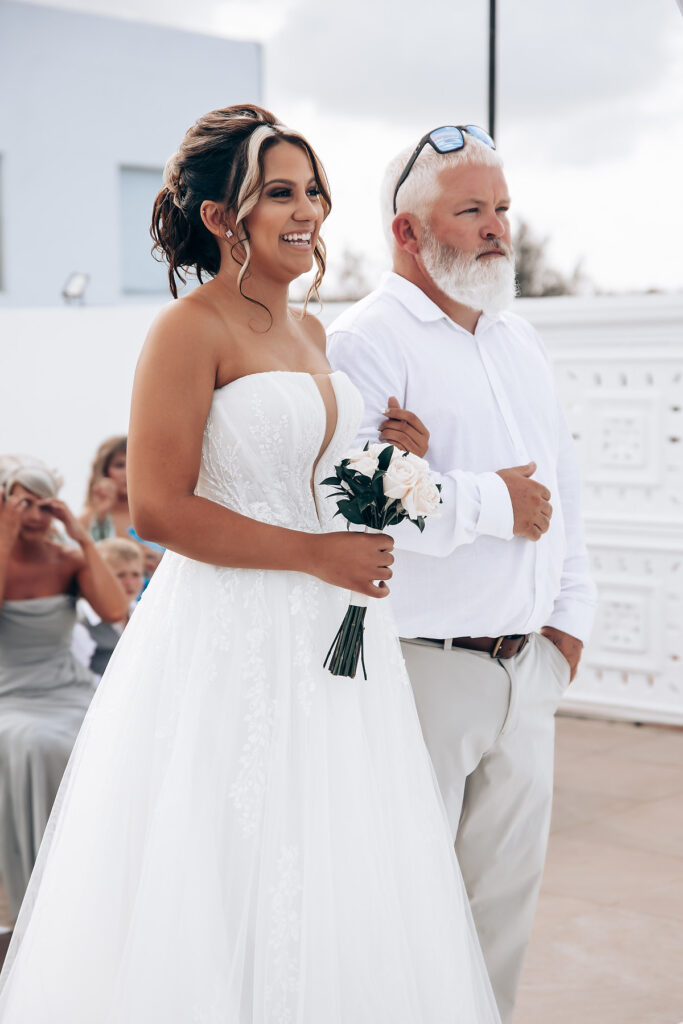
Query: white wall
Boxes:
[
  {"xmin": 524, "ymin": 293, "xmax": 683, "ymax": 725},
  {"xmin": 1, "ymin": 292, "xmax": 682, "ymax": 723},
  {"xmin": 0, "ymin": 2, "xmax": 261, "ymax": 306}
]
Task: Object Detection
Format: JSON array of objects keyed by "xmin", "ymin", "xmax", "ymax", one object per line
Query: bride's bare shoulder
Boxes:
[
  {"xmin": 298, "ymin": 309, "xmax": 327, "ymax": 355},
  {"xmin": 147, "ymin": 288, "xmax": 228, "ymax": 347},
  {"xmin": 138, "ymin": 288, "xmax": 233, "ymax": 385}
]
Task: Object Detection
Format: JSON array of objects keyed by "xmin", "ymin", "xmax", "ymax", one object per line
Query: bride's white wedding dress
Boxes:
[{"xmin": 0, "ymin": 370, "xmax": 500, "ymax": 1023}]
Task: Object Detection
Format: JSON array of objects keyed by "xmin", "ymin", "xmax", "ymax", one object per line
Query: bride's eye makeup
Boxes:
[{"xmin": 263, "ymin": 180, "xmax": 322, "ymax": 201}]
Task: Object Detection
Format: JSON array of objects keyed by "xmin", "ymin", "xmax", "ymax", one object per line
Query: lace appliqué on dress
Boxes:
[
  {"xmin": 288, "ymin": 579, "xmax": 324, "ymax": 714},
  {"xmin": 228, "ymin": 572, "xmax": 276, "ymax": 838},
  {"xmin": 264, "ymin": 844, "xmax": 302, "ymax": 1024}
]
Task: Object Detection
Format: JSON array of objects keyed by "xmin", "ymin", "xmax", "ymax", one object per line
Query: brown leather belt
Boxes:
[{"xmin": 417, "ymin": 634, "xmax": 530, "ymax": 659}]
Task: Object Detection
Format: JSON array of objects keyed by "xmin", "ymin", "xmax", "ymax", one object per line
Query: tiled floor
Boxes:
[
  {"xmin": 515, "ymin": 715, "xmax": 683, "ymax": 1024},
  {"xmin": 1, "ymin": 716, "xmax": 682, "ymax": 1021}
]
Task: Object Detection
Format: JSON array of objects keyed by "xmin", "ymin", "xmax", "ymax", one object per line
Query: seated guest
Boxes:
[
  {"xmin": 78, "ymin": 537, "xmax": 144, "ymax": 679},
  {"xmin": 0, "ymin": 455, "xmax": 128, "ymax": 924},
  {"xmin": 79, "ymin": 436, "xmax": 129, "ymax": 541},
  {"xmin": 79, "ymin": 436, "xmax": 163, "ymax": 581}
]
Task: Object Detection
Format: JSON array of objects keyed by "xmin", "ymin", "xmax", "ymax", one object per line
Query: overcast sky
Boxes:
[{"xmin": 19, "ymin": 0, "xmax": 683, "ymax": 293}]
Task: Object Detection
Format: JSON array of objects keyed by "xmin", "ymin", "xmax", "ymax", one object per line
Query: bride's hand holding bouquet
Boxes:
[{"xmin": 319, "ymin": 442, "xmax": 442, "ymax": 678}]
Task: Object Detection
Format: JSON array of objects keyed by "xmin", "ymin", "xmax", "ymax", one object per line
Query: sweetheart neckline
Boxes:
[
  {"xmin": 210, "ymin": 370, "xmax": 344, "ymax": 482},
  {"xmin": 213, "ymin": 368, "xmax": 344, "ymax": 397},
  {"xmin": 208, "ymin": 369, "xmax": 351, "ymax": 526}
]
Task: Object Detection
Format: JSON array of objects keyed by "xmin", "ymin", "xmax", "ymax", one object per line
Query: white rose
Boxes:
[
  {"xmin": 383, "ymin": 456, "xmax": 420, "ymax": 500},
  {"xmin": 345, "ymin": 448, "xmax": 379, "ymax": 478},
  {"xmin": 402, "ymin": 476, "xmax": 442, "ymax": 519},
  {"xmin": 401, "ymin": 451, "xmax": 430, "ymax": 474}
]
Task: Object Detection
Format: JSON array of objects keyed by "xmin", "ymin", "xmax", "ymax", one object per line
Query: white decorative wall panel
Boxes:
[{"xmin": 518, "ymin": 294, "xmax": 683, "ymax": 723}]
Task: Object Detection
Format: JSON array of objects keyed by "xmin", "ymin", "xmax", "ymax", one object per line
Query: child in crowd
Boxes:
[
  {"xmin": 79, "ymin": 436, "xmax": 163, "ymax": 584},
  {"xmin": 78, "ymin": 538, "xmax": 144, "ymax": 680}
]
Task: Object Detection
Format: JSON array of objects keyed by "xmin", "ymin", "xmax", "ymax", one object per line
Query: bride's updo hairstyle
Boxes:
[{"xmin": 151, "ymin": 104, "xmax": 331, "ymax": 305}]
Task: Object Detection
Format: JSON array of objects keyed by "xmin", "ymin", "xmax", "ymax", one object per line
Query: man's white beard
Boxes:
[{"xmin": 420, "ymin": 230, "xmax": 517, "ymax": 316}]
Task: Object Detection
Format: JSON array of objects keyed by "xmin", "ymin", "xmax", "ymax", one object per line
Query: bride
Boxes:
[{"xmin": 0, "ymin": 104, "xmax": 500, "ymax": 1023}]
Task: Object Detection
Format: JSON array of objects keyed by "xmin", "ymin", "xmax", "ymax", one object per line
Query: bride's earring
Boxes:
[{"xmin": 225, "ymin": 230, "xmax": 233, "ymax": 239}]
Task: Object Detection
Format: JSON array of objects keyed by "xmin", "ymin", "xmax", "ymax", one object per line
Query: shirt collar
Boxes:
[{"xmin": 380, "ymin": 271, "xmax": 504, "ymax": 336}]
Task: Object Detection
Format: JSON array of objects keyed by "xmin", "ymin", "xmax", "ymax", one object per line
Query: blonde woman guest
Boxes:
[
  {"xmin": 0, "ymin": 456, "xmax": 128, "ymax": 924},
  {"xmin": 78, "ymin": 538, "xmax": 144, "ymax": 679}
]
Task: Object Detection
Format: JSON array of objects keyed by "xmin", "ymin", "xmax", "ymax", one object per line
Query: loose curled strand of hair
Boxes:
[{"xmin": 231, "ymin": 130, "xmax": 331, "ymax": 321}]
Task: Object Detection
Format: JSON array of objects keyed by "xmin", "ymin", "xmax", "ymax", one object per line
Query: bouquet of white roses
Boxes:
[{"xmin": 321, "ymin": 442, "xmax": 442, "ymax": 678}]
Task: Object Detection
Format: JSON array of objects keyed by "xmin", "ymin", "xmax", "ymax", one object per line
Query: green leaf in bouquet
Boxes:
[
  {"xmin": 338, "ymin": 465, "xmax": 361, "ymax": 485},
  {"xmin": 376, "ymin": 444, "xmax": 394, "ymax": 473},
  {"xmin": 356, "ymin": 492, "xmax": 375, "ymax": 511},
  {"xmin": 371, "ymin": 473, "xmax": 387, "ymax": 507},
  {"xmin": 320, "ymin": 475, "xmax": 341, "ymax": 487},
  {"xmin": 336, "ymin": 499, "xmax": 366, "ymax": 525},
  {"xmin": 416, "ymin": 515, "xmax": 426, "ymax": 532},
  {"xmin": 341, "ymin": 480, "xmax": 367, "ymax": 500},
  {"xmin": 384, "ymin": 504, "xmax": 403, "ymax": 527}
]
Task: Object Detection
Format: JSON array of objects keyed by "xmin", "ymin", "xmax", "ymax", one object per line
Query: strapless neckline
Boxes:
[
  {"xmin": 196, "ymin": 368, "xmax": 363, "ymax": 534},
  {"xmin": 212, "ymin": 368, "xmax": 345, "ymax": 398}
]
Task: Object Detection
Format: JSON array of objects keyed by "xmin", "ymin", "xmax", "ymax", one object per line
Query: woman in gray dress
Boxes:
[{"xmin": 0, "ymin": 456, "xmax": 128, "ymax": 926}]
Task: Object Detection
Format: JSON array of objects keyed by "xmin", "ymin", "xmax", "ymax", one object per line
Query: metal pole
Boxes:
[{"xmin": 488, "ymin": 0, "xmax": 496, "ymax": 140}]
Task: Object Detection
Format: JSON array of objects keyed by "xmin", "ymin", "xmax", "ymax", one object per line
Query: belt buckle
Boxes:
[
  {"xmin": 491, "ymin": 636, "xmax": 504, "ymax": 658},
  {"xmin": 491, "ymin": 634, "xmax": 528, "ymax": 659}
]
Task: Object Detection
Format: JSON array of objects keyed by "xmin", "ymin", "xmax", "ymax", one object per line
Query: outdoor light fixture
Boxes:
[{"xmin": 62, "ymin": 272, "xmax": 89, "ymax": 304}]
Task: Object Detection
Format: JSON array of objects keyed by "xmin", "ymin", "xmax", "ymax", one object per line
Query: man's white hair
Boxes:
[{"xmin": 379, "ymin": 134, "xmax": 504, "ymax": 248}]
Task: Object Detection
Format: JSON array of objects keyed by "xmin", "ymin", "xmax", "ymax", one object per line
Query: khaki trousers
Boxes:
[{"xmin": 401, "ymin": 632, "xmax": 570, "ymax": 1024}]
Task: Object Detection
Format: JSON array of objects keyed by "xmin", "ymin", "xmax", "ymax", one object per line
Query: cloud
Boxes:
[
  {"xmin": 498, "ymin": 0, "xmax": 677, "ymax": 114},
  {"xmin": 269, "ymin": 0, "xmax": 682, "ymax": 160},
  {"xmin": 269, "ymin": 2, "xmax": 489, "ymax": 128}
]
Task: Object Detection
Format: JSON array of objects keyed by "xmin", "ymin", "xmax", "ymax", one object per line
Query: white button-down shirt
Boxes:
[{"xmin": 327, "ymin": 272, "xmax": 596, "ymax": 643}]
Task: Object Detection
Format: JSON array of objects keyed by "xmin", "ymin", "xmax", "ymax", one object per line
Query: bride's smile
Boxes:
[{"xmin": 245, "ymin": 141, "xmax": 323, "ymax": 279}]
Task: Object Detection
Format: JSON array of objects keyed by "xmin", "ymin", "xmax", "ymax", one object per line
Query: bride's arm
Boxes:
[{"xmin": 128, "ymin": 303, "xmax": 393, "ymax": 598}]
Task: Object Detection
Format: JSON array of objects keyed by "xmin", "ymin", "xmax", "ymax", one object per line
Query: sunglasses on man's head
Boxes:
[{"xmin": 392, "ymin": 125, "xmax": 495, "ymax": 215}]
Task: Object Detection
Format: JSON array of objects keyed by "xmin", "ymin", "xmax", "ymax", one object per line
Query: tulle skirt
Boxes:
[{"xmin": 0, "ymin": 552, "xmax": 500, "ymax": 1023}]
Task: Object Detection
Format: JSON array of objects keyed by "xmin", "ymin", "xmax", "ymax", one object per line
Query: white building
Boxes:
[{"xmin": 0, "ymin": 1, "xmax": 262, "ymax": 306}]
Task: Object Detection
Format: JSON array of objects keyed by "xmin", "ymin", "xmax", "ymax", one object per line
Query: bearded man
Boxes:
[{"xmin": 327, "ymin": 126, "xmax": 596, "ymax": 1023}]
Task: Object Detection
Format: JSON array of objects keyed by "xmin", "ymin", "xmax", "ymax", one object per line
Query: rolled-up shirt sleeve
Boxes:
[
  {"xmin": 389, "ymin": 467, "xmax": 513, "ymax": 555},
  {"xmin": 328, "ymin": 327, "xmax": 514, "ymax": 557}
]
